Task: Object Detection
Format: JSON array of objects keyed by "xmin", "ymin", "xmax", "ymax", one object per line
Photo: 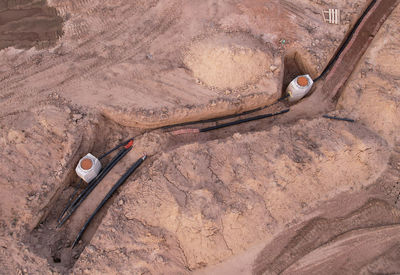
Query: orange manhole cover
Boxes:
[
  {"xmin": 297, "ymin": 76, "xmax": 308, "ymax": 87},
  {"xmin": 81, "ymin": 158, "xmax": 93, "ymax": 170}
]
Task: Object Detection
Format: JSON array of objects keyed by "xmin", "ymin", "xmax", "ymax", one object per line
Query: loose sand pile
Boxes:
[{"xmin": 184, "ymin": 42, "xmax": 272, "ymax": 90}]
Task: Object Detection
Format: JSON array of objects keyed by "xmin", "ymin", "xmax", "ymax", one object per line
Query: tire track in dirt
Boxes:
[
  {"xmin": 0, "ymin": 0, "xmax": 176, "ymax": 119},
  {"xmin": 253, "ymin": 199, "xmax": 400, "ymax": 274},
  {"xmin": 0, "ymin": 0, "xmax": 63, "ymax": 51}
]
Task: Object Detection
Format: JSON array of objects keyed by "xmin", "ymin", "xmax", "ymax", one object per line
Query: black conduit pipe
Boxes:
[
  {"xmin": 162, "ymin": 95, "xmax": 289, "ymax": 130},
  {"xmin": 199, "ymin": 109, "xmax": 290, "ymax": 132},
  {"xmin": 313, "ymin": 0, "xmax": 377, "ymax": 82},
  {"xmin": 57, "ymin": 147, "xmax": 126, "ymax": 224},
  {"xmin": 98, "ymin": 138, "xmax": 135, "ymax": 160},
  {"xmin": 322, "ymin": 115, "xmax": 355, "ymax": 122},
  {"xmin": 72, "ymin": 155, "xmax": 147, "ymax": 248},
  {"xmin": 57, "ymin": 143, "xmax": 133, "ymax": 227},
  {"xmin": 57, "ymin": 179, "xmax": 83, "ymax": 223}
]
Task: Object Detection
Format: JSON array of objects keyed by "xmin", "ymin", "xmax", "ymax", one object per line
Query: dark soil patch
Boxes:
[{"xmin": 0, "ymin": 0, "xmax": 63, "ymax": 50}]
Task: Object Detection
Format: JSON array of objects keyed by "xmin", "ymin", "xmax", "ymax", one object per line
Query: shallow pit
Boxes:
[
  {"xmin": 281, "ymin": 50, "xmax": 315, "ymax": 98},
  {"xmin": 184, "ymin": 33, "xmax": 274, "ymax": 91}
]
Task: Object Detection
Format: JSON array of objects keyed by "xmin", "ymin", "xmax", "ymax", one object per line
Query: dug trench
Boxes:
[
  {"xmin": 26, "ymin": 116, "xmax": 149, "ymax": 272},
  {"xmin": 24, "ymin": 0, "xmax": 400, "ymax": 272},
  {"xmin": 280, "ymin": 50, "xmax": 317, "ymax": 99}
]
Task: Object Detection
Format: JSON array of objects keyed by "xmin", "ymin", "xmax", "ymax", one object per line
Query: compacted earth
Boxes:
[{"xmin": 1, "ymin": 0, "xmax": 400, "ymax": 274}]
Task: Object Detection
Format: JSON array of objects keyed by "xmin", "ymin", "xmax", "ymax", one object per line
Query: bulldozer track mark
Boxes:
[{"xmin": 254, "ymin": 199, "xmax": 400, "ymax": 274}]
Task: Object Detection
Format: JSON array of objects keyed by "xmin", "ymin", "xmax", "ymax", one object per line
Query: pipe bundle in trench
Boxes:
[
  {"xmin": 57, "ymin": 140, "xmax": 134, "ymax": 227},
  {"xmin": 72, "ymin": 155, "xmax": 147, "ymax": 247},
  {"xmin": 171, "ymin": 109, "xmax": 290, "ymax": 135}
]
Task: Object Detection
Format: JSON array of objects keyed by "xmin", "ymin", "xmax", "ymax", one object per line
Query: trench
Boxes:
[
  {"xmin": 26, "ymin": 0, "xmax": 399, "ymax": 272},
  {"xmin": 280, "ymin": 50, "xmax": 316, "ymax": 99},
  {"xmin": 27, "ymin": 116, "xmax": 147, "ymax": 273}
]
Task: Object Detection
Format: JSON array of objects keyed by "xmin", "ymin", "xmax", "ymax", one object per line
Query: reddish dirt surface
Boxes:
[{"xmin": 1, "ymin": 0, "xmax": 400, "ymax": 274}]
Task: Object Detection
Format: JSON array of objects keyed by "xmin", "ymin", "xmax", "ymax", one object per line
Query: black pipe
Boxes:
[
  {"xmin": 57, "ymin": 148, "xmax": 126, "ymax": 224},
  {"xmin": 162, "ymin": 95, "xmax": 289, "ymax": 130},
  {"xmin": 313, "ymin": 0, "xmax": 377, "ymax": 82},
  {"xmin": 57, "ymin": 145, "xmax": 133, "ymax": 227},
  {"xmin": 98, "ymin": 138, "xmax": 134, "ymax": 160},
  {"xmin": 199, "ymin": 109, "xmax": 290, "ymax": 132},
  {"xmin": 322, "ymin": 115, "xmax": 355, "ymax": 122},
  {"xmin": 69, "ymin": 140, "xmax": 133, "ymax": 209},
  {"xmin": 72, "ymin": 155, "xmax": 147, "ymax": 248},
  {"xmin": 57, "ymin": 179, "xmax": 83, "ymax": 223}
]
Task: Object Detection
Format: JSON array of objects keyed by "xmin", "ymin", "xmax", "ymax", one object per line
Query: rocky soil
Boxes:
[{"xmin": 1, "ymin": 0, "xmax": 400, "ymax": 274}]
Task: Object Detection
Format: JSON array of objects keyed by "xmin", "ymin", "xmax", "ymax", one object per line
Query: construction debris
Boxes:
[{"xmin": 322, "ymin": 9, "xmax": 340, "ymax": 24}]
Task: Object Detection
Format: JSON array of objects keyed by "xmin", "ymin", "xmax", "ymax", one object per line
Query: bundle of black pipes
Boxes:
[
  {"xmin": 72, "ymin": 155, "xmax": 147, "ymax": 247},
  {"xmin": 57, "ymin": 139, "xmax": 134, "ymax": 227},
  {"xmin": 199, "ymin": 109, "xmax": 290, "ymax": 132},
  {"xmin": 163, "ymin": 95, "xmax": 289, "ymax": 130}
]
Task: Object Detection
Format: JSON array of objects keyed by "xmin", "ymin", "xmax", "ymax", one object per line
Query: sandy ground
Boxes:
[{"xmin": 1, "ymin": 0, "xmax": 400, "ymax": 274}]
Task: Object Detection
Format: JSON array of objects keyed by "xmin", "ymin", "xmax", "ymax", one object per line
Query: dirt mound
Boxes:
[{"xmin": 184, "ymin": 36, "xmax": 272, "ymax": 90}]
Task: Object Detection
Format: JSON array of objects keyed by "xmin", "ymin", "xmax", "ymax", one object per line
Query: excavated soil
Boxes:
[
  {"xmin": 183, "ymin": 34, "xmax": 273, "ymax": 90},
  {"xmin": 1, "ymin": 0, "xmax": 400, "ymax": 274}
]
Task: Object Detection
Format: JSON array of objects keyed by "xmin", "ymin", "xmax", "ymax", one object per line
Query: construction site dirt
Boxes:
[{"xmin": 1, "ymin": 0, "xmax": 400, "ymax": 274}]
